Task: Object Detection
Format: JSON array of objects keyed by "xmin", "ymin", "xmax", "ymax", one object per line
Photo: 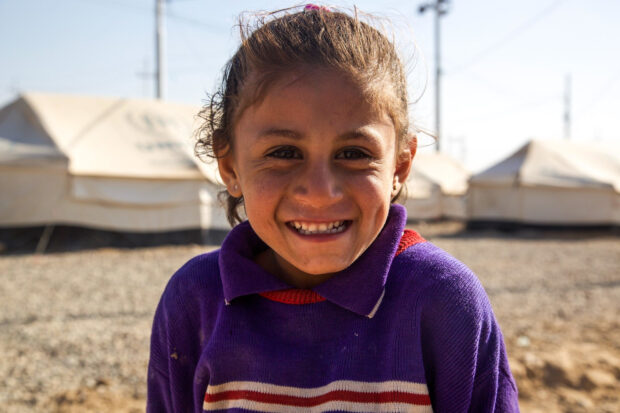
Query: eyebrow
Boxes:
[
  {"xmin": 336, "ymin": 130, "xmax": 383, "ymax": 146},
  {"xmin": 257, "ymin": 128, "xmax": 303, "ymax": 140},
  {"xmin": 257, "ymin": 128, "xmax": 382, "ymax": 145}
]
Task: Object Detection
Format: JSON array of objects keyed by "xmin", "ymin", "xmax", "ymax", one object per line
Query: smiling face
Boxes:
[{"xmin": 218, "ymin": 68, "xmax": 414, "ymax": 288}]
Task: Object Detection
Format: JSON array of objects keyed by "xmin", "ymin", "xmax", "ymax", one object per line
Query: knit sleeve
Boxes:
[
  {"xmin": 147, "ymin": 283, "xmax": 196, "ymax": 413},
  {"xmin": 146, "ymin": 254, "xmax": 218, "ymax": 413},
  {"xmin": 147, "ymin": 299, "xmax": 174, "ymax": 412},
  {"xmin": 418, "ymin": 265, "xmax": 519, "ymax": 412}
]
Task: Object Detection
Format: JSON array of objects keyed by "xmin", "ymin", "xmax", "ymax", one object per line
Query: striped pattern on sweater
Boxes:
[{"xmin": 203, "ymin": 380, "xmax": 432, "ymax": 412}]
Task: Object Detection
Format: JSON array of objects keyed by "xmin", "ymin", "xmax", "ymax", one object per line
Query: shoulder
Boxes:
[
  {"xmin": 151, "ymin": 248, "xmax": 224, "ymax": 351},
  {"xmin": 158, "ymin": 248, "xmax": 223, "ymax": 312},
  {"xmin": 169, "ymin": 248, "xmax": 220, "ymax": 286},
  {"xmin": 393, "ymin": 240, "xmax": 481, "ymax": 294},
  {"xmin": 392, "ymin": 240, "xmax": 492, "ymax": 323}
]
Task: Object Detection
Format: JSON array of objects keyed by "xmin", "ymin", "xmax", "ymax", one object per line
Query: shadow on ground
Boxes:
[
  {"xmin": 0, "ymin": 225, "xmax": 229, "ymax": 255},
  {"xmin": 408, "ymin": 219, "xmax": 619, "ymax": 241},
  {"xmin": 2, "ymin": 220, "xmax": 617, "ymax": 255}
]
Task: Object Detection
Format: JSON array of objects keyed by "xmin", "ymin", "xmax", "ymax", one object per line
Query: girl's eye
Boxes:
[
  {"xmin": 266, "ymin": 146, "xmax": 302, "ymax": 159},
  {"xmin": 336, "ymin": 148, "xmax": 371, "ymax": 160}
]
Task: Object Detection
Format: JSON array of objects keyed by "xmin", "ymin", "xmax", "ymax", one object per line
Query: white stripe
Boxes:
[
  {"xmin": 204, "ymin": 399, "xmax": 433, "ymax": 412},
  {"xmin": 206, "ymin": 379, "xmax": 428, "ymax": 397},
  {"xmin": 367, "ymin": 289, "xmax": 386, "ymax": 318}
]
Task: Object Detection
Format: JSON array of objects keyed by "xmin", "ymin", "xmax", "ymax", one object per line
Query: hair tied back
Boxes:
[{"xmin": 304, "ymin": 4, "xmax": 331, "ymax": 12}]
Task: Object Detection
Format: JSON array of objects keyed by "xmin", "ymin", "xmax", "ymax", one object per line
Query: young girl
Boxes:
[{"xmin": 148, "ymin": 5, "xmax": 519, "ymax": 412}]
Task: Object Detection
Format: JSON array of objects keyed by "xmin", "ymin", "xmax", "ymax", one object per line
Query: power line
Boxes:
[
  {"xmin": 447, "ymin": 0, "xmax": 569, "ymax": 75},
  {"xmin": 449, "ymin": 67, "xmax": 533, "ymax": 101},
  {"xmin": 448, "ymin": 95, "xmax": 559, "ymax": 125},
  {"xmin": 79, "ymin": 0, "xmax": 221, "ymax": 31},
  {"xmin": 78, "ymin": 0, "xmax": 151, "ymax": 14},
  {"xmin": 166, "ymin": 10, "xmax": 226, "ymax": 32},
  {"xmin": 580, "ymin": 69, "xmax": 620, "ymax": 115}
]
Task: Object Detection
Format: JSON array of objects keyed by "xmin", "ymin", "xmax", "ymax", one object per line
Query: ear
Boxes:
[
  {"xmin": 392, "ymin": 134, "xmax": 417, "ymax": 195},
  {"xmin": 216, "ymin": 147, "xmax": 243, "ymax": 198}
]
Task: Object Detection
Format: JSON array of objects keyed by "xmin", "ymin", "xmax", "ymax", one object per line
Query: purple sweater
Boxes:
[{"xmin": 147, "ymin": 205, "xmax": 519, "ymax": 412}]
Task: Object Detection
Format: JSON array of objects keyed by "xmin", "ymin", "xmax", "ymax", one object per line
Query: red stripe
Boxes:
[
  {"xmin": 259, "ymin": 289, "xmax": 326, "ymax": 304},
  {"xmin": 395, "ymin": 229, "xmax": 425, "ymax": 257},
  {"xmin": 205, "ymin": 389, "xmax": 431, "ymax": 406}
]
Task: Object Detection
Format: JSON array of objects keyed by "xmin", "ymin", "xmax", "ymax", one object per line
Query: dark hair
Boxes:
[{"xmin": 196, "ymin": 6, "xmax": 411, "ymax": 226}]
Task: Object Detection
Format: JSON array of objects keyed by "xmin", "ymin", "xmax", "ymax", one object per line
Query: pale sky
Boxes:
[{"xmin": 1, "ymin": 0, "xmax": 618, "ymax": 172}]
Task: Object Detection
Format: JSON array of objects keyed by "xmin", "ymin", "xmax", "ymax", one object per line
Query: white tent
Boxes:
[
  {"xmin": 0, "ymin": 93, "xmax": 228, "ymax": 232},
  {"xmin": 400, "ymin": 152, "xmax": 470, "ymax": 220},
  {"xmin": 468, "ymin": 139, "xmax": 620, "ymax": 225}
]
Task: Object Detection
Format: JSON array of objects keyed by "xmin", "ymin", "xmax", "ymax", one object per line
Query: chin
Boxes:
[{"xmin": 298, "ymin": 260, "xmax": 350, "ymax": 276}]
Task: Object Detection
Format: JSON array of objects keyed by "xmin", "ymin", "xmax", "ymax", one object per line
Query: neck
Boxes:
[{"xmin": 255, "ymin": 249, "xmax": 334, "ymax": 289}]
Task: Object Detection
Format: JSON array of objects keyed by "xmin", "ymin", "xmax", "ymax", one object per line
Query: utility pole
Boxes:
[
  {"xmin": 419, "ymin": 0, "xmax": 450, "ymax": 152},
  {"xmin": 564, "ymin": 73, "xmax": 571, "ymax": 140},
  {"xmin": 155, "ymin": 0, "xmax": 167, "ymax": 100}
]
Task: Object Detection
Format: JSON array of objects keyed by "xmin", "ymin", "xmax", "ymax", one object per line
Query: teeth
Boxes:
[{"xmin": 290, "ymin": 220, "xmax": 347, "ymax": 235}]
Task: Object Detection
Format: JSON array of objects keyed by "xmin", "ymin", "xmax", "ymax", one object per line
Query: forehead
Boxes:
[{"xmin": 235, "ymin": 68, "xmax": 395, "ymax": 138}]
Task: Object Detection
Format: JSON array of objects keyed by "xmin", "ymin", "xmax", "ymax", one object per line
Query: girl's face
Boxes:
[{"xmin": 218, "ymin": 68, "xmax": 414, "ymax": 288}]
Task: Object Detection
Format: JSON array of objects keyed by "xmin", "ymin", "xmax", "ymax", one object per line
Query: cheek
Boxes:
[
  {"xmin": 243, "ymin": 172, "xmax": 290, "ymax": 195},
  {"xmin": 348, "ymin": 169, "xmax": 394, "ymax": 195},
  {"xmin": 240, "ymin": 173, "xmax": 290, "ymax": 220}
]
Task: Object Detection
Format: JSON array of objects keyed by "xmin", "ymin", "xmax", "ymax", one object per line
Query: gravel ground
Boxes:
[{"xmin": 1, "ymin": 224, "xmax": 618, "ymax": 412}]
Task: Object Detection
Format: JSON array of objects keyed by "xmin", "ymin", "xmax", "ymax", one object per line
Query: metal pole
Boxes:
[
  {"xmin": 419, "ymin": 1, "xmax": 448, "ymax": 152},
  {"xmin": 35, "ymin": 224, "xmax": 55, "ymax": 254},
  {"xmin": 155, "ymin": 0, "xmax": 166, "ymax": 100},
  {"xmin": 564, "ymin": 73, "xmax": 571, "ymax": 140}
]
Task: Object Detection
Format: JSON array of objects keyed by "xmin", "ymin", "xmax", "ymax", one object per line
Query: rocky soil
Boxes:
[{"xmin": 1, "ymin": 223, "xmax": 618, "ymax": 412}]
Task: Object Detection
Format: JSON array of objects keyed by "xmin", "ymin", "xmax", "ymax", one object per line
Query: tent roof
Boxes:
[
  {"xmin": 0, "ymin": 97, "xmax": 67, "ymax": 166},
  {"xmin": 0, "ymin": 93, "xmax": 221, "ymax": 182},
  {"xmin": 407, "ymin": 152, "xmax": 470, "ymax": 196},
  {"xmin": 471, "ymin": 139, "xmax": 620, "ymax": 192}
]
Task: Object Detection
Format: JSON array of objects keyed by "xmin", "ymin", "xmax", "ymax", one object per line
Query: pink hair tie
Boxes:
[{"xmin": 304, "ymin": 4, "xmax": 331, "ymax": 12}]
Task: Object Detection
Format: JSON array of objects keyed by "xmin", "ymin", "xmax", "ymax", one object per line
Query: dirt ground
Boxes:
[{"xmin": 1, "ymin": 222, "xmax": 618, "ymax": 412}]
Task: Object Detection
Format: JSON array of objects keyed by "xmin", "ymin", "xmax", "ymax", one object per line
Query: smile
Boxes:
[{"xmin": 288, "ymin": 220, "xmax": 349, "ymax": 235}]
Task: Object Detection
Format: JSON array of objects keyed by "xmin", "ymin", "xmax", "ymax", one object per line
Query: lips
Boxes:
[{"xmin": 287, "ymin": 220, "xmax": 349, "ymax": 235}]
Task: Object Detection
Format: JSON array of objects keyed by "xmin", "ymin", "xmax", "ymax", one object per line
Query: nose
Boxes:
[{"xmin": 290, "ymin": 157, "xmax": 343, "ymax": 207}]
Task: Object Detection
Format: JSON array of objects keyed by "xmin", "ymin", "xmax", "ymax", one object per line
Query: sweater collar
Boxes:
[{"xmin": 219, "ymin": 204, "xmax": 407, "ymax": 317}]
